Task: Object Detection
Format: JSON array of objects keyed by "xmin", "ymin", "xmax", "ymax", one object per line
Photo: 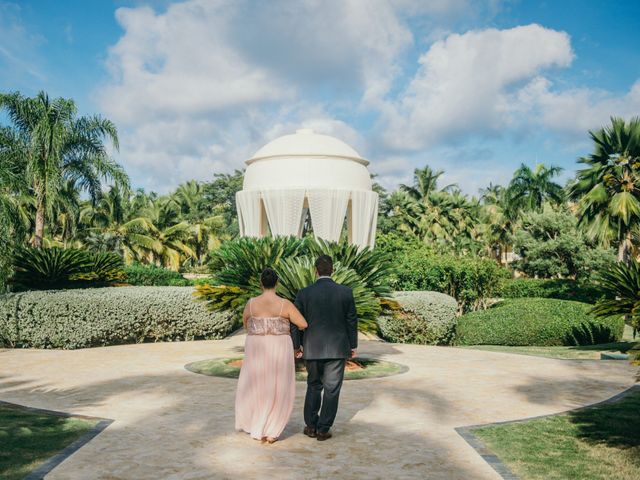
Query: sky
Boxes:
[{"xmin": 1, "ymin": 0, "xmax": 639, "ymax": 196}]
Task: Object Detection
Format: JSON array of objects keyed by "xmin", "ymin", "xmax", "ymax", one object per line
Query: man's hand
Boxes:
[
  {"xmin": 295, "ymin": 347, "xmax": 304, "ymax": 359},
  {"xmin": 350, "ymin": 349, "xmax": 357, "ymax": 359}
]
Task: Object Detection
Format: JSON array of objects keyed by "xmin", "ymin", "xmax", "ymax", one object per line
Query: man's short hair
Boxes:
[{"xmin": 315, "ymin": 255, "xmax": 333, "ymax": 276}]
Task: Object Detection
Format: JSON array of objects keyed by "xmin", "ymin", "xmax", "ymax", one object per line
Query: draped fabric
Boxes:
[
  {"xmin": 236, "ymin": 190, "xmax": 263, "ymax": 237},
  {"xmin": 262, "ymin": 189, "xmax": 306, "ymax": 237},
  {"xmin": 307, "ymin": 189, "xmax": 351, "ymax": 243},
  {"xmin": 350, "ymin": 190, "xmax": 379, "ymax": 249}
]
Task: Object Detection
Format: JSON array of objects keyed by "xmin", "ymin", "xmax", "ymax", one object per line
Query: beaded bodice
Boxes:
[{"xmin": 246, "ymin": 316, "xmax": 290, "ymax": 336}]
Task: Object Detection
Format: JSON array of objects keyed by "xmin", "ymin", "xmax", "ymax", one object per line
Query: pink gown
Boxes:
[{"xmin": 235, "ymin": 299, "xmax": 296, "ymax": 440}]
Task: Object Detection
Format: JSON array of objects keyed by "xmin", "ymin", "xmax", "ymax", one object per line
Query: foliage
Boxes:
[
  {"xmin": 0, "ymin": 287, "xmax": 234, "ymax": 349},
  {"xmin": 591, "ymin": 260, "xmax": 640, "ymax": 332},
  {"xmin": 0, "ymin": 90, "xmax": 128, "ymax": 247},
  {"xmin": 123, "ymin": 263, "xmax": 190, "ymax": 286},
  {"xmin": 569, "ymin": 116, "xmax": 640, "ymax": 263},
  {"xmin": 9, "ymin": 247, "xmax": 126, "ymax": 290},
  {"xmin": 378, "ymin": 291, "xmax": 458, "ymax": 345},
  {"xmin": 508, "ymin": 163, "xmax": 564, "ymax": 211},
  {"xmin": 195, "ymin": 236, "xmax": 394, "ymax": 333},
  {"xmin": 455, "ymin": 298, "xmax": 624, "ymax": 346},
  {"xmin": 513, "ymin": 205, "xmax": 616, "ymax": 280},
  {"xmin": 498, "ymin": 278, "xmax": 605, "ymax": 304},
  {"xmin": 392, "ymin": 251, "xmax": 510, "ymax": 313}
]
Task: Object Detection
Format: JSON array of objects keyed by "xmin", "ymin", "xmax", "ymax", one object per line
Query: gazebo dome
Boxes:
[
  {"xmin": 243, "ymin": 129, "xmax": 372, "ymax": 191},
  {"xmin": 236, "ymin": 129, "xmax": 378, "ymax": 248}
]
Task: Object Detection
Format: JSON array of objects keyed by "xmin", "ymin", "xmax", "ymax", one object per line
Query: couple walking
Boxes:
[{"xmin": 235, "ymin": 255, "xmax": 358, "ymax": 443}]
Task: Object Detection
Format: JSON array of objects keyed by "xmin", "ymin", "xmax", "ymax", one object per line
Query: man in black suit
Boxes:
[{"xmin": 292, "ymin": 255, "xmax": 358, "ymax": 441}]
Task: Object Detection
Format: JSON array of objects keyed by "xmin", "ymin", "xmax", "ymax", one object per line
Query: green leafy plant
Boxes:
[
  {"xmin": 455, "ymin": 298, "xmax": 624, "ymax": 346},
  {"xmin": 378, "ymin": 291, "xmax": 458, "ymax": 345},
  {"xmin": 11, "ymin": 247, "xmax": 92, "ymax": 290},
  {"xmin": 0, "ymin": 286, "xmax": 233, "ymax": 349},
  {"xmin": 123, "ymin": 263, "xmax": 190, "ymax": 286},
  {"xmin": 194, "ymin": 236, "xmax": 394, "ymax": 333},
  {"xmin": 591, "ymin": 260, "xmax": 640, "ymax": 333},
  {"xmin": 498, "ymin": 278, "xmax": 605, "ymax": 304}
]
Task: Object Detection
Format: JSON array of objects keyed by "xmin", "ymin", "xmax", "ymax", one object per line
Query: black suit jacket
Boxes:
[{"xmin": 292, "ymin": 278, "xmax": 358, "ymax": 360}]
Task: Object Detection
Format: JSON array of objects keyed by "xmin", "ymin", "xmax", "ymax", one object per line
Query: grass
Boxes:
[
  {"xmin": 462, "ymin": 325, "xmax": 638, "ymax": 360},
  {"xmin": 0, "ymin": 405, "xmax": 98, "ymax": 480},
  {"xmin": 472, "ymin": 389, "xmax": 640, "ymax": 480},
  {"xmin": 185, "ymin": 357, "xmax": 406, "ymax": 381}
]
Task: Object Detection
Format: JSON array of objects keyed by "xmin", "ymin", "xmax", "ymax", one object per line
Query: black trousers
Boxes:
[{"xmin": 304, "ymin": 359, "xmax": 346, "ymax": 433}]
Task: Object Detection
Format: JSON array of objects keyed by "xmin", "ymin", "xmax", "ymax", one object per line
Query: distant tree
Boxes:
[
  {"xmin": 0, "ymin": 91, "xmax": 128, "ymax": 247},
  {"xmin": 509, "ymin": 163, "xmax": 564, "ymax": 212},
  {"xmin": 202, "ymin": 169, "xmax": 244, "ymax": 235}
]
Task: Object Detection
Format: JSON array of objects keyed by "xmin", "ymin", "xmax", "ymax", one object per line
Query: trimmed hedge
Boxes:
[
  {"xmin": 454, "ymin": 298, "xmax": 624, "ymax": 347},
  {"xmin": 0, "ymin": 286, "xmax": 234, "ymax": 349},
  {"xmin": 392, "ymin": 253, "xmax": 510, "ymax": 313},
  {"xmin": 123, "ymin": 264, "xmax": 191, "ymax": 286},
  {"xmin": 498, "ymin": 278, "xmax": 605, "ymax": 304},
  {"xmin": 378, "ymin": 291, "xmax": 458, "ymax": 345}
]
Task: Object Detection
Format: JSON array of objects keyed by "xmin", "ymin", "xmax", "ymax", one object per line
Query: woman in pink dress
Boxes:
[{"xmin": 235, "ymin": 268, "xmax": 307, "ymax": 443}]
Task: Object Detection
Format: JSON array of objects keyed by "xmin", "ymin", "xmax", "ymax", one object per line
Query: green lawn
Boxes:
[
  {"xmin": 472, "ymin": 390, "xmax": 640, "ymax": 480},
  {"xmin": 0, "ymin": 405, "xmax": 98, "ymax": 480}
]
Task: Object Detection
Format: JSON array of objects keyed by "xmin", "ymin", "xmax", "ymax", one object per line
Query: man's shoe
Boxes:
[
  {"xmin": 303, "ymin": 426, "xmax": 317, "ymax": 438},
  {"xmin": 316, "ymin": 431, "xmax": 332, "ymax": 441}
]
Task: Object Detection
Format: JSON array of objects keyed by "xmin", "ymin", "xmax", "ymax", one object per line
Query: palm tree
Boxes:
[
  {"xmin": 400, "ymin": 166, "xmax": 450, "ymax": 202},
  {"xmin": 569, "ymin": 117, "xmax": 640, "ymax": 264},
  {"xmin": 480, "ymin": 184, "xmax": 520, "ymax": 264},
  {"xmin": 509, "ymin": 163, "xmax": 564, "ymax": 212},
  {"xmin": 0, "ymin": 91, "xmax": 129, "ymax": 247}
]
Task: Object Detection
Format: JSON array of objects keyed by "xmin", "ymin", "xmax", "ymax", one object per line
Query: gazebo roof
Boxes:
[{"xmin": 247, "ymin": 128, "xmax": 368, "ymax": 166}]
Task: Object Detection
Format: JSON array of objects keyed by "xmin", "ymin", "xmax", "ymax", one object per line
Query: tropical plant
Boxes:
[
  {"xmin": 509, "ymin": 163, "xmax": 564, "ymax": 212},
  {"xmin": 569, "ymin": 117, "xmax": 640, "ymax": 263},
  {"xmin": 0, "ymin": 91, "xmax": 129, "ymax": 247},
  {"xmin": 591, "ymin": 260, "xmax": 640, "ymax": 333},
  {"xmin": 10, "ymin": 247, "xmax": 92, "ymax": 290}
]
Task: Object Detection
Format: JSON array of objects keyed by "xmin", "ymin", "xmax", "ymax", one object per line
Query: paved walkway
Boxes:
[{"xmin": 1, "ymin": 336, "xmax": 637, "ymax": 479}]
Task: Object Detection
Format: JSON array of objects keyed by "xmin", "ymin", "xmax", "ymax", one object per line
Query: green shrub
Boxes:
[
  {"xmin": 123, "ymin": 263, "xmax": 191, "ymax": 286},
  {"xmin": 455, "ymin": 298, "xmax": 624, "ymax": 346},
  {"xmin": 10, "ymin": 247, "xmax": 126, "ymax": 290},
  {"xmin": 498, "ymin": 278, "xmax": 605, "ymax": 304},
  {"xmin": 378, "ymin": 291, "xmax": 458, "ymax": 345},
  {"xmin": 196, "ymin": 236, "xmax": 395, "ymax": 333},
  {"xmin": 0, "ymin": 286, "xmax": 233, "ymax": 349},
  {"xmin": 392, "ymin": 253, "xmax": 509, "ymax": 313}
]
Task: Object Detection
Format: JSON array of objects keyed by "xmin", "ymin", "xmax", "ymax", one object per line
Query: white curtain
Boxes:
[
  {"xmin": 235, "ymin": 190, "xmax": 263, "ymax": 237},
  {"xmin": 350, "ymin": 190, "xmax": 378, "ymax": 249},
  {"xmin": 307, "ymin": 189, "xmax": 351, "ymax": 243},
  {"xmin": 262, "ymin": 189, "xmax": 306, "ymax": 237}
]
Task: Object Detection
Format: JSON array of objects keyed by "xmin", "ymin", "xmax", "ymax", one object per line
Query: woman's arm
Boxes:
[
  {"xmin": 285, "ymin": 300, "xmax": 307, "ymax": 330},
  {"xmin": 242, "ymin": 301, "xmax": 251, "ymax": 329}
]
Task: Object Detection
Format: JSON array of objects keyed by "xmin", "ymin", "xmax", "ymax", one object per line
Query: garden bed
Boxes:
[{"xmin": 185, "ymin": 357, "xmax": 407, "ymax": 381}]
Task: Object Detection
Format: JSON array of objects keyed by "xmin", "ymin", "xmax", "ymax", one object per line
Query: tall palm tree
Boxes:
[
  {"xmin": 0, "ymin": 91, "xmax": 129, "ymax": 247},
  {"xmin": 480, "ymin": 184, "xmax": 520, "ymax": 263},
  {"xmin": 509, "ymin": 163, "xmax": 564, "ymax": 212},
  {"xmin": 400, "ymin": 166, "xmax": 451, "ymax": 202},
  {"xmin": 569, "ymin": 117, "xmax": 640, "ymax": 264}
]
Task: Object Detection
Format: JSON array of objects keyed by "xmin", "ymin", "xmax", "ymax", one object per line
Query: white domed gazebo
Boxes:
[{"xmin": 236, "ymin": 128, "xmax": 378, "ymax": 248}]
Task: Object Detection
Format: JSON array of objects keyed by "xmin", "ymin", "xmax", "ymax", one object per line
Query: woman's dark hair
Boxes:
[
  {"xmin": 315, "ymin": 255, "xmax": 333, "ymax": 276},
  {"xmin": 260, "ymin": 267, "xmax": 278, "ymax": 289}
]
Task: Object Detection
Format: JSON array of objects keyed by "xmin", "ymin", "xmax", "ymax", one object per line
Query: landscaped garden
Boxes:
[{"xmin": 1, "ymin": 92, "xmax": 639, "ymax": 479}]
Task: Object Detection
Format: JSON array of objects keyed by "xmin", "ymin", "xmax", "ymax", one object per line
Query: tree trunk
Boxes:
[
  {"xmin": 617, "ymin": 231, "xmax": 633, "ymax": 265},
  {"xmin": 32, "ymin": 199, "xmax": 45, "ymax": 248}
]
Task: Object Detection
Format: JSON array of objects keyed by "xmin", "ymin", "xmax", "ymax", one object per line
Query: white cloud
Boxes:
[
  {"xmin": 0, "ymin": 3, "xmax": 46, "ymax": 84},
  {"xmin": 380, "ymin": 24, "xmax": 574, "ymax": 149}
]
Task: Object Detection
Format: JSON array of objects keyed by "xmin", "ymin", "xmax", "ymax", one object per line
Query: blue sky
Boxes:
[{"xmin": 1, "ymin": 0, "xmax": 639, "ymax": 195}]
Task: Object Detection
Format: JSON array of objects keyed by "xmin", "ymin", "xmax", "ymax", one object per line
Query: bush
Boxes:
[
  {"xmin": 123, "ymin": 263, "xmax": 191, "ymax": 286},
  {"xmin": 392, "ymin": 253, "xmax": 509, "ymax": 313},
  {"xmin": 378, "ymin": 291, "xmax": 458, "ymax": 345},
  {"xmin": 498, "ymin": 278, "xmax": 605, "ymax": 304},
  {"xmin": 0, "ymin": 286, "xmax": 234, "ymax": 349},
  {"xmin": 454, "ymin": 298, "xmax": 624, "ymax": 346},
  {"xmin": 10, "ymin": 247, "xmax": 126, "ymax": 290}
]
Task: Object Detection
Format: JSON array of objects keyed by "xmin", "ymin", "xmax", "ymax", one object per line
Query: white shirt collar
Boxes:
[{"xmin": 318, "ymin": 276, "xmax": 332, "ymax": 279}]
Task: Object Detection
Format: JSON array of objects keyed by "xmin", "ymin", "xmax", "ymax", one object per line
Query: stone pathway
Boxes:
[{"xmin": 1, "ymin": 336, "xmax": 637, "ymax": 479}]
